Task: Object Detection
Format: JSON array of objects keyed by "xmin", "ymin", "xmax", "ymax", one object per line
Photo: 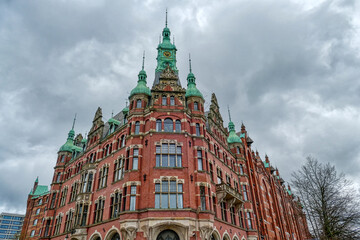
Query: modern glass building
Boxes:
[{"xmin": 0, "ymin": 213, "xmax": 24, "ymax": 240}]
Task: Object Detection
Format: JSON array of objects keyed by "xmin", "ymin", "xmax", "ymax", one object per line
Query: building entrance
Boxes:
[{"xmin": 156, "ymin": 230, "xmax": 180, "ymax": 240}]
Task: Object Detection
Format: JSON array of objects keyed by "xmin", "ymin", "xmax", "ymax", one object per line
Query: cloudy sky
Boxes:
[{"xmin": 1, "ymin": 0, "xmax": 360, "ymax": 214}]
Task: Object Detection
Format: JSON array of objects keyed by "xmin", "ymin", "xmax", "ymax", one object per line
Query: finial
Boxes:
[
  {"xmin": 189, "ymin": 53, "xmax": 192, "ymax": 73},
  {"xmin": 165, "ymin": 8, "xmax": 168, "ymax": 27},
  {"xmin": 111, "ymin": 110, "xmax": 114, "ymax": 118},
  {"xmin": 126, "ymin": 100, "xmax": 128, "ymax": 107},
  {"xmin": 72, "ymin": 113, "xmax": 77, "ymax": 130},
  {"xmin": 173, "ymin": 36, "xmax": 175, "ymax": 45},
  {"xmin": 227, "ymin": 105, "xmax": 232, "ymax": 122},
  {"xmin": 142, "ymin": 51, "xmax": 145, "ymax": 70},
  {"xmin": 159, "ymin": 35, "xmax": 161, "ymax": 44}
]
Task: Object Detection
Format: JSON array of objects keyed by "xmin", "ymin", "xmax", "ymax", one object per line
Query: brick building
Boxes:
[{"xmin": 21, "ymin": 17, "xmax": 310, "ymax": 240}]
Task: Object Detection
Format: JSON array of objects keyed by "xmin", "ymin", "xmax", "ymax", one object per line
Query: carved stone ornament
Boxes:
[
  {"xmin": 121, "ymin": 226, "xmax": 138, "ymax": 240},
  {"xmin": 200, "ymin": 226, "xmax": 214, "ymax": 240},
  {"xmin": 160, "ymin": 65, "xmax": 178, "ymax": 80}
]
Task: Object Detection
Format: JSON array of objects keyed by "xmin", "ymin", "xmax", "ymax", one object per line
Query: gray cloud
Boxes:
[{"xmin": 1, "ymin": 0, "xmax": 359, "ymax": 213}]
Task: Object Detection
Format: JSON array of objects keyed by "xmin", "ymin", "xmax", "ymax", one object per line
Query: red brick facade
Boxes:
[{"xmin": 21, "ymin": 23, "xmax": 310, "ymax": 240}]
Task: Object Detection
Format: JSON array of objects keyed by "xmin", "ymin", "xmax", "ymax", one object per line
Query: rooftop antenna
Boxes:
[
  {"xmin": 165, "ymin": 8, "xmax": 168, "ymax": 27},
  {"xmin": 189, "ymin": 53, "xmax": 192, "ymax": 73},
  {"xmin": 72, "ymin": 113, "xmax": 77, "ymax": 130},
  {"xmin": 142, "ymin": 51, "xmax": 145, "ymax": 70},
  {"xmin": 227, "ymin": 105, "xmax": 232, "ymax": 122}
]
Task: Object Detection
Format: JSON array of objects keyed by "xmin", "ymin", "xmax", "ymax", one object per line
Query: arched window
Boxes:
[
  {"xmin": 196, "ymin": 123, "xmax": 201, "ymax": 136},
  {"xmin": 156, "ymin": 119, "xmax": 162, "ymax": 132},
  {"xmin": 156, "ymin": 230, "xmax": 180, "ymax": 240},
  {"xmin": 136, "ymin": 99, "xmax": 142, "ymax": 108},
  {"xmin": 121, "ymin": 135, "xmax": 126, "ymax": 148},
  {"xmin": 164, "ymin": 118, "xmax": 173, "ymax": 132},
  {"xmin": 175, "ymin": 120, "xmax": 181, "ymax": 132},
  {"xmin": 110, "ymin": 233, "xmax": 120, "ymax": 240},
  {"xmin": 170, "ymin": 96, "xmax": 175, "ymax": 106},
  {"xmin": 194, "ymin": 101, "xmax": 199, "ymax": 110},
  {"xmin": 162, "ymin": 95, "xmax": 167, "ymax": 105},
  {"xmin": 236, "ymin": 147, "xmax": 240, "ymax": 154},
  {"xmin": 135, "ymin": 121, "xmax": 140, "ymax": 134}
]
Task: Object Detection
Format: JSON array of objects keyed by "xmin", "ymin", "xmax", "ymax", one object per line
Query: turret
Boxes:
[
  {"xmin": 186, "ymin": 55, "xmax": 204, "ymax": 114},
  {"xmin": 129, "ymin": 52, "xmax": 151, "ymax": 111}
]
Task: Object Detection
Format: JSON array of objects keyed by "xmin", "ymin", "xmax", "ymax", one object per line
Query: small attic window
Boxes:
[
  {"xmin": 194, "ymin": 102, "xmax": 199, "ymax": 111},
  {"xmin": 136, "ymin": 99, "xmax": 142, "ymax": 108}
]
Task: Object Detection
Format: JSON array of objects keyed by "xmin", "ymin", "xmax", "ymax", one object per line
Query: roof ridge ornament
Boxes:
[
  {"xmin": 142, "ymin": 51, "xmax": 145, "ymax": 71},
  {"xmin": 72, "ymin": 113, "xmax": 77, "ymax": 130},
  {"xmin": 165, "ymin": 8, "xmax": 168, "ymax": 28}
]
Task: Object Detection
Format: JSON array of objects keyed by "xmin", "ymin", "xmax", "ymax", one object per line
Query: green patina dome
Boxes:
[
  {"xmin": 129, "ymin": 69, "xmax": 151, "ymax": 98},
  {"xmin": 122, "ymin": 106, "xmax": 129, "ymax": 113},
  {"xmin": 59, "ymin": 129, "xmax": 82, "ymax": 152},
  {"xmin": 185, "ymin": 72, "xmax": 203, "ymax": 98},
  {"xmin": 227, "ymin": 121, "xmax": 242, "ymax": 144}
]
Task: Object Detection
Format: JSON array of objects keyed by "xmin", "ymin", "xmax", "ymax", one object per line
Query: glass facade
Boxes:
[{"xmin": 0, "ymin": 213, "xmax": 24, "ymax": 239}]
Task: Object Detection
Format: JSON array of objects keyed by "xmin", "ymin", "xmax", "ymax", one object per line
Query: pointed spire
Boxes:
[
  {"xmin": 189, "ymin": 53, "xmax": 192, "ymax": 73},
  {"xmin": 227, "ymin": 105, "xmax": 232, "ymax": 122},
  {"xmin": 142, "ymin": 51, "xmax": 145, "ymax": 71},
  {"xmin": 173, "ymin": 36, "xmax": 175, "ymax": 45},
  {"xmin": 35, "ymin": 176, "xmax": 39, "ymax": 183},
  {"xmin": 72, "ymin": 113, "xmax": 77, "ymax": 130},
  {"xmin": 165, "ymin": 8, "xmax": 168, "ymax": 27},
  {"xmin": 159, "ymin": 35, "xmax": 161, "ymax": 44}
]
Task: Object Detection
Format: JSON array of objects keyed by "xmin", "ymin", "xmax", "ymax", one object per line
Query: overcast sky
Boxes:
[{"xmin": 1, "ymin": 0, "xmax": 359, "ymax": 214}]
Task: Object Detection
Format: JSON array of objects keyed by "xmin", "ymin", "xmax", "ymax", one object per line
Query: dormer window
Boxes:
[
  {"xmin": 194, "ymin": 102, "xmax": 199, "ymax": 111},
  {"xmin": 170, "ymin": 96, "xmax": 175, "ymax": 106},
  {"xmin": 136, "ymin": 99, "xmax": 142, "ymax": 108}
]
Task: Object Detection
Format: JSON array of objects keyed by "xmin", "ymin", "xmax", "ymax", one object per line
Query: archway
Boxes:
[{"xmin": 156, "ymin": 230, "xmax": 180, "ymax": 240}]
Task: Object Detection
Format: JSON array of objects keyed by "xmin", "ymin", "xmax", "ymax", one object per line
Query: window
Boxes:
[
  {"xmin": 164, "ymin": 118, "xmax": 173, "ymax": 132},
  {"xmin": 240, "ymin": 164, "xmax": 244, "ymax": 175},
  {"xmin": 64, "ymin": 211, "xmax": 74, "ymax": 232},
  {"xmin": 170, "ymin": 96, "xmax": 175, "ymax": 106},
  {"xmin": 134, "ymin": 121, "xmax": 140, "ymax": 134},
  {"xmin": 132, "ymin": 149, "xmax": 139, "ymax": 170},
  {"xmin": 94, "ymin": 198, "xmax": 105, "ymax": 224},
  {"xmin": 194, "ymin": 101, "xmax": 199, "ymax": 110},
  {"xmin": 221, "ymin": 202, "xmax": 227, "ymax": 221},
  {"xmin": 33, "ymin": 219, "xmax": 38, "ymax": 226},
  {"xmin": 162, "ymin": 95, "xmax": 167, "ymax": 105},
  {"xmin": 230, "ymin": 207, "xmax": 236, "ymax": 225},
  {"xmin": 114, "ymin": 158, "xmax": 124, "ymax": 182},
  {"xmin": 69, "ymin": 182, "xmax": 79, "ymax": 203},
  {"xmin": 156, "ymin": 119, "xmax": 162, "ymax": 132},
  {"xmin": 56, "ymin": 173, "xmax": 61, "ymax": 183},
  {"xmin": 30, "ymin": 230, "xmax": 35, "ymax": 237},
  {"xmin": 242, "ymin": 185, "xmax": 248, "ymax": 201},
  {"xmin": 155, "ymin": 180, "xmax": 183, "ymax": 209},
  {"xmin": 238, "ymin": 209, "xmax": 244, "ymax": 228},
  {"xmin": 122, "ymin": 187, "xmax": 127, "ymax": 211},
  {"xmin": 110, "ymin": 192, "xmax": 122, "ymax": 218},
  {"xmin": 75, "ymin": 203, "xmax": 89, "ymax": 226},
  {"xmin": 226, "ymin": 175, "xmax": 231, "ymax": 186},
  {"xmin": 136, "ymin": 99, "xmax": 142, "ymax": 108},
  {"xmin": 247, "ymin": 212, "xmax": 253, "ymax": 229},
  {"xmin": 196, "ymin": 123, "xmax": 200, "ymax": 136},
  {"xmin": 217, "ymin": 168, "xmax": 223, "ymax": 184},
  {"xmin": 236, "ymin": 147, "xmax": 240, "ymax": 154},
  {"xmin": 60, "ymin": 187, "xmax": 68, "ymax": 207},
  {"xmin": 130, "ymin": 185, "xmax": 137, "ymax": 211},
  {"xmin": 209, "ymin": 163, "xmax": 214, "ymax": 182},
  {"xmin": 50, "ymin": 192, "xmax": 57, "ymax": 209},
  {"xmin": 54, "ymin": 215, "xmax": 62, "ymax": 235},
  {"xmin": 156, "ymin": 143, "xmax": 182, "ymax": 167},
  {"xmin": 197, "ymin": 150, "xmax": 203, "ymax": 171},
  {"xmin": 81, "ymin": 172, "xmax": 93, "ymax": 193},
  {"xmin": 200, "ymin": 186, "xmax": 206, "ymax": 210},
  {"xmin": 175, "ymin": 120, "xmax": 181, "ymax": 132},
  {"xmin": 60, "ymin": 155, "xmax": 65, "ymax": 163},
  {"xmin": 98, "ymin": 166, "xmax": 109, "ymax": 189},
  {"xmin": 38, "ymin": 199, "xmax": 42, "ymax": 205}
]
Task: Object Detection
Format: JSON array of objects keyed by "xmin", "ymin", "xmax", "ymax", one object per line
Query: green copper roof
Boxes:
[
  {"xmin": 287, "ymin": 189, "xmax": 292, "ymax": 195},
  {"xmin": 122, "ymin": 106, "xmax": 129, "ymax": 113},
  {"xmin": 108, "ymin": 118, "xmax": 121, "ymax": 126},
  {"xmin": 30, "ymin": 185, "xmax": 49, "ymax": 197},
  {"xmin": 227, "ymin": 121, "xmax": 242, "ymax": 144},
  {"xmin": 185, "ymin": 58, "xmax": 203, "ymax": 98},
  {"xmin": 240, "ymin": 133, "xmax": 245, "ymax": 138},
  {"xmin": 263, "ymin": 161, "xmax": 270, "ymax": 168},
  {"xmin": 59, "ymin": 129, "xmax": 82, "ymax": 153},
  {"xmin": 81, "ymin": 138, "xmax": 87, "ymax": 143},
  {"xmin": 130, "ymin": 55, "xmax": 151, "ymax": 98}
]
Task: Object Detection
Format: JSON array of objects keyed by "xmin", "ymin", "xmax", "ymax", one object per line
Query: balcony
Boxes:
[{"xmin": 216, "ymin": 183, "xmax": 244, "ymax": 210}]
